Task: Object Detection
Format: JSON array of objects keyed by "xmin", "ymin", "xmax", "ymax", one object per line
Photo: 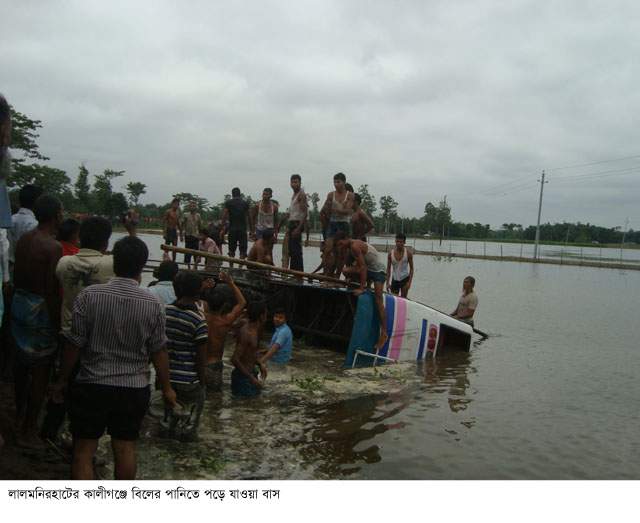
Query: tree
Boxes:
[
  {"xmin": 423, "ymin": 202, "xmax": 438, "ymax": 233},
  {"xmin": 7, "ymin": 163, "xmax": 71, "ymax": 196},
  {"xmin": 126, "ymin": 181, "xmax": 147, "ymax": 207},
  {"xmin": 310, "ymin": 192, "xmax": 320, "ymax": 213},
  {"xmin": 357, "ymin": 184, "xmax": 377, "ymax": 215},
  {"xmin": 379, "ymin": 195, "xmax": 398, "ymax": 234},
  {"xmin": 74, "ymin": 163, "xmax": 91, "ymax": 209},
  {"xmin": 7, "ymin": 106, "xmax": 51, "ymax": 188},
  {"xmin": 173, "ymin": 192, "xmax": 209, "ymax": 211},
  {"xmin": 92, "ymin": 169, "xmax": 125, "ymax": 217}
]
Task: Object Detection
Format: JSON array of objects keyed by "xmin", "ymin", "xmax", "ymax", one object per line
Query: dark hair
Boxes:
[
  {"xmin": 333, "ymin": 172, "xmax": 346, "ymax": 182},
  {"xmin": 205, "ymin": 284, "xmax": 235, "ymax": 313},
  {"xmin": 395, "ymin": 233, "xmax": 406, "ymax": 241},
  {"xmin": 33, "ymin": 194, "xmax": 62, "ymax": 224},
  {"xmin": 263, "ymin": 187, "xmax": 273, "ymax": 196},
  {"xmin": 112, "ymin": 236, "xmax": 148, "ymax": 278},
  {"xmin": 173, "ymin": 271, "xmax": 202, "ymax": 299},
  {"xmin": 247, "ymin": 300, "xmax": 267, "ymax": 322},
  {"xmin": 79, "ymin": 216, "xmax": 112, "ymax": 251},
  {"xmin": 19, "ymin": 184, "xmax": 44, "ymax": 209},
  {"xmin": 273, "ymin": 307, "xmax": 287, "ymax": 318},
  {"xmin": 465, "ymin": 276, "xmax": 476, "ymax": 286},
  {"xmin": 231, "ymin": 187, "xmax": 241, "ymax": 197},
  {"xmin": 345, "ymin": 183, "xmax": 354, "ymax": 193},
  {"xmin": 58, "ymin": 218, "xmax": 80, "ymax": 242},
  {"xmin": 157, "ymin": 260, "xmax": 179, "ymax": 282},
  {"xmin": 354, "ymin": 193, "xmax": 362, "ymax": 205},
  {"xmin": 290, "ymin": 174, "xmax": 301, "ymax": 182}
]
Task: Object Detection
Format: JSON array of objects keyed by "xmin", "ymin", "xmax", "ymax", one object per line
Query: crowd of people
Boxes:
[{"xmin": 0, "ymin": 92, "xmax": 478, "ymax": 479}]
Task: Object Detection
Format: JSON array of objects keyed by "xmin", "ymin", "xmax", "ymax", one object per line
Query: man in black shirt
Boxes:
[{"xmin": 221, "ymin": 188, "xmax": 249, "ymax": 259}]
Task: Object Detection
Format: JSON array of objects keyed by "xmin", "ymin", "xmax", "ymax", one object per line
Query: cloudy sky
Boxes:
[{"xmin": 2, "ymin": 0, "xmax": 639, "ymax": 228}]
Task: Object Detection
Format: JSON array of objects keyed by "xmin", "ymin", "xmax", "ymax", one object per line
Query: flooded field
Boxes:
[{"xmin": 94, "ymin": 234, "xmax": 640, "ymax": 479}]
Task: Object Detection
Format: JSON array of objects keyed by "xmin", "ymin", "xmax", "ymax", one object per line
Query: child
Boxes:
[
  {"xmin": 203, "ymin": 272, "xmax": 247, "ymax": 392},
  {"xmin": 230, "ymin": 301, "xmax": 267, "ymax": 397},
  {"xmin": 196, "ymin": 228, "xmax": 221, "ymax": 272},
  {"xmin": 164, "ymin": 271, "xmax": 208, "ymax": 440},
  {"xmin": 259, "ymin": 308, "xmax": 293, "ymax": 365}
]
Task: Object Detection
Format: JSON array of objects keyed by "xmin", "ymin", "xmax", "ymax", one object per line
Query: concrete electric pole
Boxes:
[{"xmin": 533, "ymin": 170, "xmax": 548, "ymax": 260}]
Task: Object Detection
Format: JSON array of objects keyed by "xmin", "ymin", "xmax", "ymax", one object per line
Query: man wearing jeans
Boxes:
[{"xmin": 51, "ymin": 236, "xmax": 176, "ymax": 480}]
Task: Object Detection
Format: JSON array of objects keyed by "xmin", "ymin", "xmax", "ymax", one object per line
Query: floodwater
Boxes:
[{"xmin": 104, "ymin": 233, "xmax": 640, "ymax": 479}]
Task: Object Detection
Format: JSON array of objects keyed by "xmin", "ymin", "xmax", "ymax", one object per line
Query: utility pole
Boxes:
[{"xmin": 533, "ymin": 170, "xmax": 547, "ymax": 260}]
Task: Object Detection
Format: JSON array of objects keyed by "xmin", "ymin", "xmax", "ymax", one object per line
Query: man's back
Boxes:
[
  {"xmin": 14, "ymin": 228, "xmax": 62, "ymax": 296},
  {"xmin": 56, "ymin": 248, "xmax": 114, "ymax": 334},
  {"xmin": 68, "ymin": 277, "xmax": 166, "ymax": 388},
  {"xmin": 225, "ymin": 197, "xmax": 249, "ymax": 231}
]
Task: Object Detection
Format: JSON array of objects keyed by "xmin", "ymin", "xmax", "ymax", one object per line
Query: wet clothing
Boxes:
[
  {"xmin": 390, "ymin": 276, "xmax": 410, "ymax": 293},
  {"xmin": 148, "ymin": 280, "xmax": 176, "ymax": 305},
  {"xmin": 256, "ymin": 201, "xmax": 275, "ymax": 238},
  {"xmin": 67, "ymin": 277, "xmax": 167, "ymax": 388},
  {"xmin": 231, "ymin": 368, "xmax": 261, "ymax": 397},
  {"xmin": 329, "ymin": 191, "xmax": 351, "ymax": 223},
  {"xmin": 69, "ymin": 382, "xmax": 150, "ymax": 441},
  {"xmin": 198, "ymin": 237, "xmax": 221, "ymax": 270},
  {"xmin": 11, "ymin": 288, "xmax": 58, "ymax": 363},
  {"xmin": 269, "ymin": 324, "xmax": 293, "ymax": 364},
  {"xmin": 184, "ymin": 235, "xmax": 199, "ymax": 263},
  {"xmin": 225, "ymin": 197, "xmax": 249, "ymax": 232},
  {"xmin": 205, "ymin": 360, "xmax": 224, "ymax": 392},
  {"xmin": 182, "ymin": 212, "xmax": 203, "ymax": 238},
  {"xmin": 161, "ymin": 381, "xmax": 205, "ymax": 441},
  {"xmin": 166, "ymin": 302, "xmax": 208, "ymax": 386},
  {"xmin": 287, "ymin": 221, "xmax": 304, "ymax": 271},
  {"xmin": 56, "ymin": 248, "xmax": 114, "ymax": 334},
  {"xmin": 228, "ymin": 229, "xmax": 248, "ymax": 257},
  {"xmin": 455, "ymin": 291, "xmax": 478, "ymax": 321},
  {"xmin": 288, "ymin": 190, "xmax": 307, "ymax": 222},
  {"xmin": 391, "ymin": 248, "xmax": 410, "ymax": 281},
  {"xmin": 164, "ymin": 227, "xmax": 178, "ymax": 245}
]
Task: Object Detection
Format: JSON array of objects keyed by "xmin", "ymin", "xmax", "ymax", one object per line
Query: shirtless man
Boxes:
[
  {"xmin": 335, "ymin": 232, "xmax": 388, "ymax": 350},
  {"xmin": 11, "ymin": 194, "xmax": 63, "ymax": 448},
  {"xmin": 386, "ymin": 233, "xmax": 414, "ymax": 298},
  {"xmin": 163, "ymin": 198, "xmax": 182, "ymax": 261},
  {"xmin": 247, "ymin": 230, "xmax": 275, "ymax": 266},
  {"xmin": 204, "ymin": 272, "xmax": 247, "ymax": 392},
  {"xmin": 351, "ymin": 194, "xmax": 374, "ymax": 242},
  {"xmin": 230, "ymin": 301, "xmax": 268, "ymax": 397},
  {"xmin": 123, "ymin": 208, "xmax": 139, "ymax": 237}
]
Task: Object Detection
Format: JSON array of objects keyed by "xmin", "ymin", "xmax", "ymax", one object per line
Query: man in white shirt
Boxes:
[
  {"xmin": 451, "ymin": 276, "xmax": 479, "ymax": 326},
  {"xmin": 148, "ymin": 260, "xmax": 178, "ymax": 305}
]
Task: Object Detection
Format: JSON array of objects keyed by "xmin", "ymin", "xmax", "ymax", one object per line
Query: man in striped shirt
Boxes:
[
  {"xmin": 163, "ymin": 271, "xmax": 208, "ymax": 441},
  {"xmin": 51, "ymin": 236, "xmax": 176, "ymax": 480}
]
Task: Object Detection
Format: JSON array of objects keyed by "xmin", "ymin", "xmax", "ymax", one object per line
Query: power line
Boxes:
[
  {"xmin": 547, "ymin": 154, "xmax": 640, "ymax": 172},
  {"xmin": 550, "ymin": 165, "xmax": 640, "ymax": 181}
]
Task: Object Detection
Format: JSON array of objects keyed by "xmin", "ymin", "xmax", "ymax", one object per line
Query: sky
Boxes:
[{"xmin": 2, "ymin": 0, "xmax": 639, "ymax": 229}]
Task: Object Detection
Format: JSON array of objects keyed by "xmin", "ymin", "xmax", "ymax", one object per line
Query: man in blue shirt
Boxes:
[{"xmin": 260, "ymin": 308, "xmax": 293, "ymax": 365}]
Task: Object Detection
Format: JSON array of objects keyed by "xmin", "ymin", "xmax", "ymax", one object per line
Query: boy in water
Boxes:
[
  {"xmin": 259, "ymin": 308, "xmax": 293, "ymax": 366},
  {"xmin": 164, "ymin": 271, "xmax": 209, "ymax": 441},
  {"xmin": 230, "ymin": 301, "xmax": 267, "ymax": 397},
  {"xmin": 204, "ymin": 272, "xmax": 247, "ymax": 392}
]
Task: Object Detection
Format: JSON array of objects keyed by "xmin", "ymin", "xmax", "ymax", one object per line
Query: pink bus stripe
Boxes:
[{"xmin": 389, "ymin": 297, "xmax": 407, "ymax": 360}]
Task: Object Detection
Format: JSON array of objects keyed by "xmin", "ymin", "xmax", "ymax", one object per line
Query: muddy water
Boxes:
[{"xmin": 102, "ymin": 233, "xmax": 640, "ymax": 479}]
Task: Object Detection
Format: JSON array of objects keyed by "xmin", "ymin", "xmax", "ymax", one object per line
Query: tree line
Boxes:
[{"xmin": 6, "ymin": 105, "xmax": 638, "ymax": 245}]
